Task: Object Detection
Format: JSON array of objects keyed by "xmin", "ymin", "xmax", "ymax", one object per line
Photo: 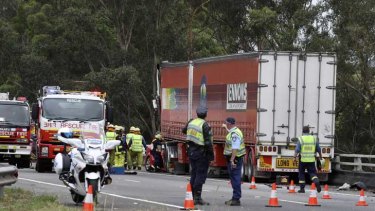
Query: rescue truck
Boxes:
[
  {"xmin": 0, "ymin": 93, "xmax": 32, "ymax": 168},
  {"xmin": 31, "ymin": 86, "xmax": 113, "ymax": 172},
  {"xmin": 155, "ymin": 52, "xmax": 336, "ymax": 181}
]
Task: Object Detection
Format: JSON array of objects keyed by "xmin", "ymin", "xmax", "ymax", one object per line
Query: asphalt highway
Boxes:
[{"xmin": 11, "ymin": 167, "xmax": 375, "ymax": 211}]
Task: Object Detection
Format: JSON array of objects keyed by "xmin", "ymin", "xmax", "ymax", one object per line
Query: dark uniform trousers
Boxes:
[
  {"xmin": 298, "ymin": 161, "xmax": 318, "ymax": 188},
  {"xmin": 227, "ymin": 156, "xmax": 243, "ymax": 200},
  {"xmin": 188, "ymin": 143, "xmax": 210, "ymax": 194}
]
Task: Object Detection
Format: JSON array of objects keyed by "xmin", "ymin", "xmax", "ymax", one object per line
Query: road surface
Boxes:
[{"xmin": 11, "ymin": 167, "xmax": 375, "ymax": 211}]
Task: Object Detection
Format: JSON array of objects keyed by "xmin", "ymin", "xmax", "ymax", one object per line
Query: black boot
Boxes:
[
  {"xmin": 298, "ymin": 186, "xmax": 305, "ymax": 193},
  {"xmin": 313, "ymin": 178, "xmax": 321, "ymax": 193},
  {"xmin": 194, "ymin": 189, "xmax": 210, "ymax": 206}
]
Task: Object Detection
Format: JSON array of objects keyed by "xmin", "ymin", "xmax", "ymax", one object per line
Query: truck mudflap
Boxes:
[
  {"xmin": 257, "ymin": 155, "xmax": 331, "ymax": 173},
  {"xmin": 0, "ymin": 144, "xmax": 32, "ymax": 155}
]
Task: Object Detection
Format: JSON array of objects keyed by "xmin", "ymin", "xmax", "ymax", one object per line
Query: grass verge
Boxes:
[{"xmin": 0, "ymin": 187, "xmax": 79, "ymax": 211}]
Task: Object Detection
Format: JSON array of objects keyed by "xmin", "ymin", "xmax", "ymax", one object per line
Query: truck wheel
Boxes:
[
  {"xmin": 163, "ymin": 143, "xmax": 171, "ymax": 173},
  {"xmin": 36, "ymin": 159, "xmax": 44, "ymax": 172},
  {"xmin": 16, "ymin": 156, "xmax": 31, "ymax": 169},
  {"xmin": 243, "ymin": 153, "xmax": 254, "ymax": 182}
]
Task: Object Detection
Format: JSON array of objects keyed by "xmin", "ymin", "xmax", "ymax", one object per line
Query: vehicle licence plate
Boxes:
[{"xmin": 276, "ymin": 158, "xmax": 298, "ymax": 169}]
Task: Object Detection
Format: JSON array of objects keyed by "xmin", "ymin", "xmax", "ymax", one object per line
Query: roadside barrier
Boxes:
[
  {"xmin": 0, "ymin": 164, "xmax": 18, "ymax": 198},
  {"xmin": 322, "ymin": 184, "xmax": 332, "ymax": 199},
  {"xmin": 356, "ymin": 189, "xmax": 368, "ymax": 206},
  {"xmin": 305, "ymin": 183, "xmax": 321, "ymax": 206},
  {"xmin": 265, "ymin": 183, "xmax": 282, "ymax": 207},
  {"xmin": 249, "ymin": 176, "xmax": 257, "ymax": 189},
  {"xmin": 181, "ymin": 183, "xmax": 195, "ymax": 210},
  {"xmin": 83, "ymin": 185, "xmax": 94, "ymax": 211},
  {"xmin": 288, "ymin": 180, "xmax": 296, "ymax": 193}
]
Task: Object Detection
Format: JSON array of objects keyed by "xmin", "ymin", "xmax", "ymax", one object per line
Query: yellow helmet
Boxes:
[
  {"xmin": 107, "ymin": 124, "xmax": 115, "ymax": 129},
  {"xmin": 130, "ymin": 126, "xmax": 136, "ymax": 132},
  {"xmin": 155, "ymin": 133, "xmax": 162, "ymax": 140},
  {"xmin": 134, "ymin": 127, "xmax": 141, "ymax": 132}
]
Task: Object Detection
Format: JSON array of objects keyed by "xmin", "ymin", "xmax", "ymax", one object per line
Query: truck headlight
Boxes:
[
  {"xmin": 41, "ymin": 147, "xmax": 48, "ymax": 156},
  {"xmin": 16, "ymin": 138, "xmax": 28, "ymax": 143}
]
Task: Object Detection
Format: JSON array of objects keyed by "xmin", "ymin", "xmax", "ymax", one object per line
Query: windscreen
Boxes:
[
  {"xmin": 42, "ymin": 98, "xmax": 104, "ymax": 121},
  {"xmin": 0, "ymin": 104, "xmax": 30, "ymax": 126}
]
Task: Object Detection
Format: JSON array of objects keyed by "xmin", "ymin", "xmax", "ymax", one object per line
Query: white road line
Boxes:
[
  {"xmin": 101, "ymin": 192, "xmax": 184, "ymax": 209},
  {"xmin": 124, "ymin": 179, "xmax": 140, "ymax": 183},
  {"xmin": 20, "ymin": 178, "xmax": 66, "ymax": 188},
  {"xmin": 19, "ymin": 177, "xmax": 184, "ymax": 209},
  {"xmin": 278, "ymin": 199, "xmax": 306, "ymax": 205}
]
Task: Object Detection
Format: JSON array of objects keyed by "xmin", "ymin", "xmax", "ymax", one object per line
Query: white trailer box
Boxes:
[{"xmin": 256, "ymin": 52, "xmax": 336, "ymax": 180}]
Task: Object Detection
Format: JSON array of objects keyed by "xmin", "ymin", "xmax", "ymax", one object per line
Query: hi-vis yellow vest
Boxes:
[
  {"xmin": 126, "ymin": 133, "xmax": 134, "ymax": 145},
  {"xmin": 186, "ymin": 118, "xmax": 205, "ymax": 146},
  {"xmin": 224, "ymin": 128, "xmax": 245, "ymax": 157},
  {"xmin": 131, "ymin": 134, "xmax": 143, "ymax": 152},
  {"xmin": 106, "ymin": 131, "xmax": 116, "ymax": 142},
  {"xmin": 300, "ymin": 135, "xmax": 316, "ymax": 162}
]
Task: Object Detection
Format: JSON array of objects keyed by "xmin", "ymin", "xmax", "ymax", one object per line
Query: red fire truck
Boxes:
[
  {"xmin": 155, "ymin": 52, "xmax": 336, "ymax": 181},
  {"xmin": 0, "ymin": 93, "xmax": 32, "ymax": 168},
  {"xmin": 31, "ymin": 86, "xmax": 113, "ymax": 172}
]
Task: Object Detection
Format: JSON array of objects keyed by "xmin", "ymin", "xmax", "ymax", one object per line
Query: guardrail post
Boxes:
[
  {"xmin": 335, "ymin": 155, "xmax": 341, "ymax": 170},
  {"xmin": 0, "ymin": 186, "xmax": 3, "ymax": 198},
  {"xmin": 354, "ymin": 157, "xmax": 363, "ymax": 171}
]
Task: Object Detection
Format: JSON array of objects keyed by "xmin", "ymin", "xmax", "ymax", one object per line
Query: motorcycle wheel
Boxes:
[
  {"xmin": 71, "ymin": 191, "xmax": 85, "ymax": 204},
  {"xmin": 87, "ymin": 179, "xmax": 99, "ymax": 203}
]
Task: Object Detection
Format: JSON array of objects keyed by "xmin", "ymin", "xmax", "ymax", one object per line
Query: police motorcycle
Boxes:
[{"xmin": 54, "ymin": 124, "xmax": 120, "ymax": 203}]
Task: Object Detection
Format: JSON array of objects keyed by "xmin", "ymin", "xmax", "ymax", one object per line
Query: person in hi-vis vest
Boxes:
[
  {"xmin": 222, "ymin": 117, "xmax": 245, "ymax": 206},
  {"xmin": 294, "ymin": 126, "xmax": 322, "ymax": 193},
  {"xmin": 123, "ymin": 126, "xmax": 136, "ymax": 169},
  {"xmin": 126, "ymin": 127, "xmax": 147, "ymax": 171},
  {"xmin": 182, "ymin": 106, "xmax": 213, "ymax": 206},
  {"xmin": 105, "ymin": 124, "xmax": 117, "ymax": 166}
]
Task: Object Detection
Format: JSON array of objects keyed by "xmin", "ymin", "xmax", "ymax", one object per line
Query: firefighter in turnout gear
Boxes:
[
  {"xmin": 150, "ymin": 132, "xmax": 163, "ymax": 172},
  {"xmin": 123, "ymin": 126, "xmax": 136, "ymax": 169},
  {"xmin": 106, "ymin": 124, "xmax": 117, "ymax": 166},
  {"xmin": 113, "ymin": 126, "xmax": 125, "ymax": 167},
  {"xmin": 223, "ymin": 117, "xmax": 244, "ymax": 206},
  {"xmin": 182, "ymin": 106, "xmax": 213, "ymax": 206},
  {"xmin": 126, "ymin": 127, "xmax": 147, "ymax": 171},
  {"xmin": 294, "ymin": 126, "xmax": 322, "ymax": 193}
]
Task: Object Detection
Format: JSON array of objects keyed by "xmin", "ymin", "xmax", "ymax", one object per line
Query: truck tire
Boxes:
[
  {"xmin": 16, "ymin": 156, "xmax": 31, "ymax": 169},
  {"xmin": 163, "ymin": 143, "xmax": 171, "ymax": 173},
  {"xmin": 243, "ymin": 152, "xmax": 254, "ymax": 182}
]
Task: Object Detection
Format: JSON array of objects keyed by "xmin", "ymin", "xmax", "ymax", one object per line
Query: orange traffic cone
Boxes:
[
  {"xmin": 265, "ymin": 183, "xmax": 282, "ymax": 207},
  {"xmin": 322, "ymin": 184, "xmax": 332, "ymax": 199},
  {"xmin": 181, "ymin": 183, "xmax": 195, "ymax": 210},
  {"xmin": 305, "ymin": 183, "xmax": 321, "ymax": 206},
  {"xmin": 83, "ymin": 185, "xmax": 94, "ymax": 211},
  {"xmin": 288, "ymin": 180, "xmax": 296, "ymax": 193},
  {"xmin": 356, "ymin": 189, "xmax": 368, "ymax": 206},
  {"xmin": 249, "ymin": 176, "xmax": 257, "ymax": 189}
]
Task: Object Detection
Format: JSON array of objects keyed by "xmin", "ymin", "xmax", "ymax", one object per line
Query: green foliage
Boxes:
[
  {"xmin": 1, "ymin": 188, "xmax": 79, "ymax": 211},
  {"xmin": 0, "ymin": 0, "xmax": 374, "ymax": 149}
]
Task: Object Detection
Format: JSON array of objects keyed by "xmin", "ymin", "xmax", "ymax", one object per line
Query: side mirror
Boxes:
[
  {"xmin": 105, "ymin": 140, "xmax": 120, "ymax": 150},
  {"xmin": 106, "ymin": 103, "xmax": 114, "ymax": 123},
  {"xmin": 31, "ymin": 103, "xmax": 39, "ymax": 121}
]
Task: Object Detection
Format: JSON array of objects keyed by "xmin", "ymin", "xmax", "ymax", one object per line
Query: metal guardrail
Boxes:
[
  {"xmin": 0, "ymin": 164, "xmax": 18, "ymax": 198},
  {"xmin": 333, "ymin": 154, "xmax": 375, "ymax": 172}
]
